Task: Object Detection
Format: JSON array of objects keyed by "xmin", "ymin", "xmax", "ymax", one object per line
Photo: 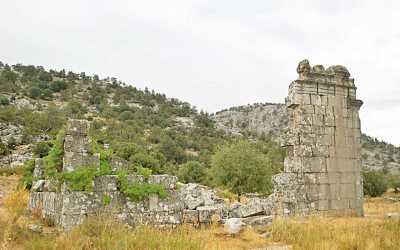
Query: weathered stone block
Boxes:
[
  {"xmin": 148, "ymin": 175, "xmax": 177, "ymax": 190},
  {"xmin": 63, "ymin": 151, "xmax": 100, "ymax": 172},
  {"xmin": 66, "ymin": 119, "xmax": 89, "ymax": 136},
  {"xmin": 33, "ymin": 158, "xmax": 44, "ymax": 178},
  {"xmin": 93, "ymin": 175, "xmax": 118, "ymax": 192},
  {"xmin": 182, "ymin": 209, "xmax": 199, "ymax": 225},
  {"xmin": 302, "ymin": 157, "xmax": 326, "ymax": 173},
  {"xmin": 64, "ymin": 135, "xmax": 91, "ymax": 153},
  {"xmin": 110, "ymin": 156, "xmax": 129, "ymax": 172},
  {"xmin": 241, "ymin": 215, "xmax": 273, "ymax": 227},
  {"xmin": 340, "ymin": 184, "xmax": 356, "ymax": 199},
  {"xmin": 197, "ymin": 205, "xmax": 223, "ymax": 223}
]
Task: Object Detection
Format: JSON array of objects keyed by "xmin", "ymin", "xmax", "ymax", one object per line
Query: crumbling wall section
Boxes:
[{"xmin": 29, "ymin": 119, "xmax": 273, "ymax": 230}]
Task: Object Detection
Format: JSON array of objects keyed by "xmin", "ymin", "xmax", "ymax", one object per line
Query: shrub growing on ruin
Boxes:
[
  {"xmin": 62, "ymin": 166, "xmax": 98, "ymax": 191},
  {"xmin": 43, "ymin": 130, "xmax": 65, "ymax": 182},
  {"xmin": 20, "ymin": 159, "xmax": 35, "ymax": 189},
  {"xmin": 117, "ymin": 170, "xmax": 167, "ymax": 201}
]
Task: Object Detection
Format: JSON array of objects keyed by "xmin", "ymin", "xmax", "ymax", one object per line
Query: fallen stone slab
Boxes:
[{"xmin": 242, "ymin": 215, "xmax": 273, "ymax": 227}]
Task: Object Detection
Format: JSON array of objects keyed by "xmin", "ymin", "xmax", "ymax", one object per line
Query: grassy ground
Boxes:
[{"xmin": 0, "ymin": 175, "xmax": 399, "ymax": 250}]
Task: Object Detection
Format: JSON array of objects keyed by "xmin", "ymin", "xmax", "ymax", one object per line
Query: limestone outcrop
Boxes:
[{"xmin": 272, "ymin": 59, "xmax": 364, "ymax": 216}]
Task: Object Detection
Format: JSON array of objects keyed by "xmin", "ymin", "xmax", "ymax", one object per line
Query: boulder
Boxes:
[
  {"xmin": 180, "ymin": 183, "xmax": 224, "ymax": 210},
  {"xmin": 32, "ymin": 180, "xmax": 46, "ymax": 192},
  {"xmin": 242, "ymin": 215, "xmax": 273, "ymax": 227},
  {"xmin": 197, "ymin": 205, "xmax": 224, "ymax": 223},
  {"xmin": 230, "ymin": 198, "xmax": 270, "ymax": 218},
  {"xmin": 28, "ymin": 224, "xmax": 43, "ymax": 233},
  {"xmin": 224, "ymin": 218, "xmax": 245, "ymax": 235}
]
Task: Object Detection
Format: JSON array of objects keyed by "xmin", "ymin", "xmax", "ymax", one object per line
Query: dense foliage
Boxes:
[
  {"xmin": 211, "ymin": 140, "xmax": 275, "ymax": 199},
  {"xmin": 0, "ymin": 61, "xmax": 285, "ymax": 194},
  {"xmin": 362, "ymin": 170, "xmax": 388, "ymax": 197}
]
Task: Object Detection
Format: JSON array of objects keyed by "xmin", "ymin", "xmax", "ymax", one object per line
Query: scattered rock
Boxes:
[
  {"xmin": 224, "ymin": 218, "xmax": 245, "ymax": 235},
  {"xmin": 27, "ymin": 224, "xmax": 43, "ymax": 233},
  {"xmin": 242, "ymin": 215, "xmax": 273, "ymax": 227}
]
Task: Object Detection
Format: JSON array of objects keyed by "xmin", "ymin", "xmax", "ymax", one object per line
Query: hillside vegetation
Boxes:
[{"xmin": 0, "ymin": 61, "xmax": 284, "ymax": 194}]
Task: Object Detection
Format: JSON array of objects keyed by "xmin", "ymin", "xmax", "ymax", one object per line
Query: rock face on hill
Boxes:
[{"xmin": 213, "ymin": 105, "xmax": 400, "ymax": 175}]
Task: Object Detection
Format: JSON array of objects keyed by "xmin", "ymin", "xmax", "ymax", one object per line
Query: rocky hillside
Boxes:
[
  {"xmin": 0, "ymin": 61, "xmax": 286, "ymax": 188},
  {"xmin": 213, "ymin": 103, "xmax": 400, "ymax": 174}
]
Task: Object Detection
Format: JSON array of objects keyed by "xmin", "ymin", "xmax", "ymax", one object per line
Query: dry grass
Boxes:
[{"xmin": 0, "ymin": 174, "xmax": 400, "ymax": 250}]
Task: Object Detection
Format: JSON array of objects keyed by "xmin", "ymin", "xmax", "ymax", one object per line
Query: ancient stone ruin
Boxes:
[
  {"xmin": 29, "ymin": 119, "xmax": 274, "ymax": 230},
  {"xmin": 28, "ymin": 59, "xmax": 364, "ymax": 230},
  {"xmin": 273, "ymin": 59, "xmax": 364, "ymax": 216}
]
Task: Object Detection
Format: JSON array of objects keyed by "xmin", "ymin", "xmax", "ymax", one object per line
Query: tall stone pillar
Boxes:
[
  {"xmin": 63, "ymin": 119, "xmax": 99, "ymax": 172},
  {"xmin": 273, "ymin": 59, "xmax": 363, "ymax": 216}
]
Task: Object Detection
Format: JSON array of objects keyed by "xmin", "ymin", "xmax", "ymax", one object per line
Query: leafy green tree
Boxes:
[
  {"xmin": 0, "ymin": 139, "xmax": 10, "ymax": 156},
  {"xmin": 178, "ymin": 161, "xmax": 206, "ymax": 184},
  {"xmin": 129, "ymin": 152, "xmax": 164, "ymax": 174},
  {"xmin": 33, "ymin": 141, "xmax": 52, "ymax": 158},
  {"xmin": 38, "ymin": 71, "xmax": 53, "ymax": 82},
  {"xmin": 65, "ymin": 101, "xmax": 87, "ymax": 118},
  {"xmin": 1, "ymin": 70, "xmax": 18, "ymax": 83},
  {"xmin": 7, "ymin": 136, "xmax": 17, "ymax": 150},
  {"xmin": 115, "ymin": 142, "xmax": 144, "ymax": 161},
  {"xmin": 363, "ymin": 170, "xmax": 388, "ymax": 197},
  {"xmin": 119, "ymin": 110, "xmax": 135, "ymax": 121},
  {"xmin": 50, "ymin": 81, "xmax": 67, "ymax": 92},
  {"xmin": 211, "ymin": 140, "xmax": 273, "ymax": 200},
  {"xmin": 0, "ymin": 95, "xmax": 9, "ymax": 105},
  {"xmin": 27, "ymin": 86, "xmax": 42, "ymax": 99},
  {"xmin": 388, "ymin": 175, "xmax": 400, "ymax": 192},
  {"xmin": 158, "ymin": 135, "xmax": 185, "ymax": 163},
  {"xmin": 41, "ymin": 88, "xmax": 53, "ymax": 100}
]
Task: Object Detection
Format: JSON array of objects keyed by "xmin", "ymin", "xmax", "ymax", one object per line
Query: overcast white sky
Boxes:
[{"xmin": 1, "ymin": 0, "xmax": 399, "ymax": 145}]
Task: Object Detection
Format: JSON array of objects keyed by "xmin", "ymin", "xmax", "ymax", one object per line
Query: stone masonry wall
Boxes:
[
  {"xmin": 29, "ymin": 119, "xmax": 274, "ymax": 230},
  {"xmin": 272, "ymin": 60, "xmax": 364, "ymax": 216}
]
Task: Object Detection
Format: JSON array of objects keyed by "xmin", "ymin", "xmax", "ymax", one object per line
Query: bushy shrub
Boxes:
[
  {"xmin": 129, "ymin": 152, "xmax": 164, "ymax": 174},
  {"xmin": 0, "ymin": 139, "xmax": 10, "ymax": 156},
  {"xmin": 388, "ymin": 175, "xmax": 400, "ymax": 192},
  {"xmin": 178, "ymin": 161, "xmax": 206, "ymax": 184},
  {"xmin": 363, "ymin": 170, "xmax": 388, "ymax": 197},
  {"xmin": 7, "ymin": 136, "xmax": 17, "ymax": 150},
  {"xmin": 211, "ymin": 140, "xmax": 273, "ymax": 199},
  {"xmin": 43, "ymin": 130, "xmax": 65, "ymax": 181},
  {"xmin": 27, "ymin": 86, "xmax": 42, "ymax": 99},
  {"xmin": 115, "ymin": 142, "xmax": 143, "ymax": 161},
  {"xmin": 50, "ymin": 80, "xmax": 66, "ymax": 92},
  {"xmin": 0, "ymin": 95, "xmax": 9, "ymax": 105},
  {"xmin": 62, "ymin": 166, "xmax": 98, "ymax": 191},
  {"xmin": 33, "ymin": 141, "xmax": 52, "ymax": 158},
  {"xmin": 20, "ymin": 159, "xmax": 35, "ymax": 189},
  {"xmin": 117, "ymin": 170, "xmax": 167, "ymax": 201}
]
